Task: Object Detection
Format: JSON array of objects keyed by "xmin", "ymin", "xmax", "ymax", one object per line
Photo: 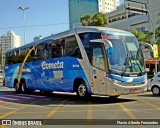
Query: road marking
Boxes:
[
  {"xmin": 117, "ymin": 103, "xmax": 137, "ymax": 119},
  {"xmin": 87, "ymin": 101, "xmax": 93, "ymax": 119},
  {"xmin": 130, "ymin": 95, "xmax": 160, "ymax": 110},
  {"xmin": 0, "ymin": 96, "xmax": 18, "ymax": 101},
  {"xmin": 16, "ymin": 94, "xmax": 47, "ymax": 98},
  {"xmin": 3, "ymin": 94, "xmax": 34, "ymax": 99},
  {"xmin": 0, "ymin": 100, "xmax": 4, "ymax": 102},
  {"xmin": 0, "ymin": 99, "xmax": 43, "ymax": 119},
  {"xmin": 0, "ymin": 93, "xmax": 47, "ymax": 102},
  {"xmin": 87, "ymin": 101, "xmax": 93, "ymax": 125},
  {"xmin": 0, "ymin": 125, "xmax": 9, "ymax": 128},
  {"xmin": 0, "ymin": 106, "xmax": 16, "ymax": 110},
  {"xmin": 36, "ymin": 99, "xmax": 67, "ymax": 128},
  {"xmin": 117, "ymin": 103, "xmax": 145, "ymax": 128}
]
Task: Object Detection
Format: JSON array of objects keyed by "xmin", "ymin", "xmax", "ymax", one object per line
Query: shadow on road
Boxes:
[
  {"xmin": 136, "ymin": 93, "xmax": 160, "ymax": 98},
  {"xmin": 0, "ymin": 86, "xmax": 137, "ymax": 106}
]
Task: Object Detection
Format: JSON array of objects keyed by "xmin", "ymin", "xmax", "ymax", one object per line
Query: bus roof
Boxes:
[{"xmin": 6, "ymin": 26, "xmax": 135, "ymax": 53}]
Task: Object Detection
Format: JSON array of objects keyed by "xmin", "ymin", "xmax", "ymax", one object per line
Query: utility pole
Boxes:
[
  {"xmin": 18, "ymin": 6, "xmax": 29, "ymax": 45},
  {"xmin": 125, "ymin": 6, "xmax": 157, "ymax": 74}
]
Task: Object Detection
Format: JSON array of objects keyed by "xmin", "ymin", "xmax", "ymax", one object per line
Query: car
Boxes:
[
  {"xmin": 149, "ymin": 72, "xmax": 160, "ymax": 96},
  {"xmin": 0, "ymin": 70, "xmax": 3, "ymax": 83}
]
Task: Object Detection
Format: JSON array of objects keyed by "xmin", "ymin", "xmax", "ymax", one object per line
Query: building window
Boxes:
[{"xmin": 136, "ymin": 27, "xmax": 146, "ymax": 32}]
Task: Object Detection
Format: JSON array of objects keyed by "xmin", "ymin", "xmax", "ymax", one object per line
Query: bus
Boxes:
[{"xmin": 4, "ymin": 26, "xmax": 153, "ymax": 99}]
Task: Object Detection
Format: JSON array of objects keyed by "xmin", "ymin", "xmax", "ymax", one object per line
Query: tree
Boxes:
[
  {"xmin": 80, "ymin": 13, "xmax": 93, "ymax": 26},
  {"xmin": 91, "ymin": 12, "xmax": 108, "ymax": 26},
  {"xmin": 156, "ymin": 17, "xmax": 160, "ymax": 45},
  {"xmin": 130, "ymin": 29, "xmax": 145, "ymax": 41},
  {"xmin": 130, "ymin": 29, "xmax": 153, "ymax": 43},
  {"xmin": 143, "ymin": 31, "xmax": 153, "ymax": 43},
  {"xmin": 80, "ymin": 12, "xmax": 108, "ymax": 27}
]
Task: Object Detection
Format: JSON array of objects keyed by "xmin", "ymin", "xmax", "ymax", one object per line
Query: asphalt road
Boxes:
[{"xmin": 0, "ymin": 83, "xmax": 160, "ymax": 128}]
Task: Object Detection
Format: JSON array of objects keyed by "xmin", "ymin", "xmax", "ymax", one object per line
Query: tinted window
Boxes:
[
  {"xmin": 79, "ymin": 32, "xmax": 101, "ymax": 46},
  {"xmin": 64, "ymin": 36, "xmax": 82, "ymax": 59}
]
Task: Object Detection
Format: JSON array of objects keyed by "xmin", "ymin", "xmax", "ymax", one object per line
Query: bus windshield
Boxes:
[{"xmin": 107, "ymin": 35, "xmax": 145, "ymax": 76}]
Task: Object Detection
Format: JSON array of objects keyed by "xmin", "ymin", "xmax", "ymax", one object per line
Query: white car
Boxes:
[
  {"xmin": 150, "ymin": 72, "xmax": 160, "ymax": 96},
  {"xmin": 0, "ymin": 70, "xmax": 3, "ymax": 83}
]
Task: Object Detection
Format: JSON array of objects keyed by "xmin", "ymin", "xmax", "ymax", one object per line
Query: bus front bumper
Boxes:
[{"xmin": 107, "ymin": 80, "xmax": 148, "ymax": 96}]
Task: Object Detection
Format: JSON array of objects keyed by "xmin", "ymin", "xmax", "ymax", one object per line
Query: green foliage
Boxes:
[
  {"xmin": 156, "ymin": 17, "xmax": 160, "ymax": 45},
  {"xmin": 130, "ymin": 29, "xmax": 145, "ymax": 41},
  {"xmin": 80, "ymin": 12, "xmax": 108, "ymax": 27},
  {"xmin": 80, "ymin": 13, "xmax": 93, "ymax": 26},
  {"xmin": 91, "ymin": 12, "xmax": 108, "ymax": 26}
]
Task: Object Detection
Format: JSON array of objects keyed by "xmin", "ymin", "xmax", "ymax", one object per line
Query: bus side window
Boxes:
[
  {"xmin": 92, "ymin": 45, "xmax": 105, "ymax": 70},
  {"xmin": 19, "ymin": 48, "xmax": 26, "ymax": 63},
  {"xmin": 36, "ymin": 44, "xmax": 43, "ymax": 60},
  {"xmin": 64, "ymin": 36, "xmax": 82, "ymax": 59},
  {"xmin": 48, "ymin": 40, "xmax": 62, "ymax": 58}
]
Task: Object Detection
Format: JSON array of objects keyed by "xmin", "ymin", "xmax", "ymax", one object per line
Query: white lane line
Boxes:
[
  {"xmin": 2, "ymin": 94, "xmax": 34, "ymax": 99},
  {"xmin": 16, "ymin": 94, "xmax": 46, "ymax": 98},
  {"xmin": 0, "ymin": 96, "xmax": 18, "ymax": 101}
]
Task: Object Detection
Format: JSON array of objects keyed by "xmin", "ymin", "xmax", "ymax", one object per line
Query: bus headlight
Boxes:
[{"xmin": 113, "ymin": 79, "xmax": 122, "ymax": 84}]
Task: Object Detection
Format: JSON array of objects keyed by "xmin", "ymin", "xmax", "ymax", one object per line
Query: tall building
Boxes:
[
  {"xmin": 106, "ymin": 0, "xmax": 160, "ymax": 73},
  {"xmin": 107, "ymin": 0, "xmax": 160, "ymax": 35},
  {"xmin": 68, "ymin": 0, "xmax": 120, "ymax": 29},
  {"xmin": 69, "ymin": 0, "xmax": 99, "ymax": 29},
  {"xmin": 98, "ymin": 0, "xmax": 120, "ymax": 13},
  {"xmin": 1, "ymin": 31, "xmax": 20, "ymax": 54}
]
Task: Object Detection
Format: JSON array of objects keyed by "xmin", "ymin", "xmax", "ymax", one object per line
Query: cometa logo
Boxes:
[{"xmin": 42, "ymin": 61, "xmax": 64, "ymax": 69}]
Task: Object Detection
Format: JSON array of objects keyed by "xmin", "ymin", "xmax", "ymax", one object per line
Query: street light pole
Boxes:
[
  {"xmin": 125, "ymin": 6, "xmax": 157, "ymax": 74},
  {"xmin": 18, "ymin": 6, "xmax": 29, "ymax": 45}
]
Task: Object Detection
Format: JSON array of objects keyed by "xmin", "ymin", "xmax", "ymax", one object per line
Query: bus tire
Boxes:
[
  {"xmin": 20, "ymin": 80, "xmax": 27, "ymax": 93},
  {"xmin": 3, "ymin": 78, "xmax": 5, "ymax": 86},
  {"xmin": 14, "ymin": 80, "xmax": 21, "ymax": 93},
  {"xmin": 76, "ymin": 81, "xmax": 88, "ymax": 98}
]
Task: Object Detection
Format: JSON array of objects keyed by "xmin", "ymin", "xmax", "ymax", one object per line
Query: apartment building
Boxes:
[
  {"xmin": 69, "ymin": 0, "xmax": 120, "ymax": 29},
  {"xmin": 0, "ymin": 31, "xmax": 20, "ymax": 69},
  {"xmin": 1, "ymin": 31, "xmax": 20, "ymax": 53},
  {"xmin": 106, "ymin": 0, "xmax": 160, "ymax": 73},
  {"xmin": 107, "ymin": 0, "xmax": 160, "ymax": 34},
  {"xmin": 98, "ymin": 0, "xmax": 120, "ymax": 13}
]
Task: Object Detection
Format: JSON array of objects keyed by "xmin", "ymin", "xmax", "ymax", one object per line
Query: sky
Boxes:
[{"xmin": 0, "ymin": 0, "xmax": 124, "ymax": 46}]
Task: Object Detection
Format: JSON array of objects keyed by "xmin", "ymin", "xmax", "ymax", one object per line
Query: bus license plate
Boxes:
[{"xmin": 130, "ymin": 88, "xmax": 137, "ymax": 92}]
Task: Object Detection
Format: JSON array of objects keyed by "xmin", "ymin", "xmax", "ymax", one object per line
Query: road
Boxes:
[{"xmin": 0, "ymin": 83, "xmax": 160, "ymax": 128}]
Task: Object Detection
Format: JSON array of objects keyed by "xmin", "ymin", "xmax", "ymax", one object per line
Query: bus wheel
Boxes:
[
  {"xmin": 14, "ymin": 82, "xmax": 20, "ymax": 93},
  {"xmin": 76, "ymin": 82, "xmax": 87, "ymax": 98},
  {"xmin": 21, "ymin": 81, "xmax": 27, "ymax": 93},
  {"xmin": 3, "ymin": 79, "xmax": 5, "ymax": 86}
]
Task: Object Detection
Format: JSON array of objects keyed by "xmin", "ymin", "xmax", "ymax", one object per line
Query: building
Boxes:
[
  {"xmin": 1, "ymin": 31, "xmax": 20, "ymax": 54},
  {"xmin": 106, "ymin": 0, "xmax": 160, "ymax": 73},
  {"xmin": 69, "ymin": 0, "xmax": 99, "ymax": 29},
  {"xmin": 107, "ymin": 0, "xmax": 149, "ymax": 32},
  {"xmin": 107, "ymin": 0, "xmax": 160, "ymax": 34},
  {"xmin": 68, "ymin": 0, "xmax": 120, "ymax": 29},
  {"xmin": 0, "ymin": 31, "xmax": 20, "ymax": 69},
  {"xmin": 98, "ymin": 0, "xmax": 120, "ymax": 13}
]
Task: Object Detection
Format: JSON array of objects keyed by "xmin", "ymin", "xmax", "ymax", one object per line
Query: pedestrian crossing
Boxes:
[{"xmin": 0, "ymin": 93, "xmax": 47, "ymax": 102}]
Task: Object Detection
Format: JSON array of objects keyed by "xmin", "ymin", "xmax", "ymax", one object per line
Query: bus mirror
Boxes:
[
  {"xmin": 105, "ymin": 40, "xmax": 113, "ymax": 54},
  {"xmin": 140, "ymin": 42, "xmax": 154, "ymax": 57},
  {"xmin": 107, "ymin": 47, "xmax": 113, "ymax": 54},
  {"xmin": 61, "ymin": 39, "xmax": 65, "ymax": 47},
  {"xmin": 90, "ymin": 39, "xmax": 113, "ymax": 54}
]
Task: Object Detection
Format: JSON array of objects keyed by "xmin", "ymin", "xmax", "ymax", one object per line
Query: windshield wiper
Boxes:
[
  {"xmin": 129, "ymin": 51, "xmax": 143, "ymax": 76},
  {"xmin": 121, "ymin": 51, "xmax": 133, "ymax": 76}
]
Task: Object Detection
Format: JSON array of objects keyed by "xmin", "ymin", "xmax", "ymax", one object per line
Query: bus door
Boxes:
[{"xmin": 92, "ymin": 44, "xmax": 107, "ymax": 95}]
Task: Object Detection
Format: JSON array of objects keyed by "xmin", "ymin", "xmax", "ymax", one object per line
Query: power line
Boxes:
[{"xmin": 0, "ymin": 23, "xmax": 69, "ymax": 30}]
